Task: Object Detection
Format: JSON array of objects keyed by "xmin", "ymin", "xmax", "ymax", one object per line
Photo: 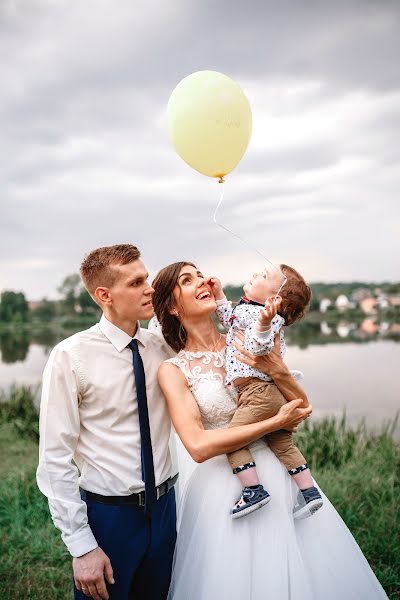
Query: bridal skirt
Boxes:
[{"xmin": 168, "ymin": 438, "xmax": 388, "ymax": 600}]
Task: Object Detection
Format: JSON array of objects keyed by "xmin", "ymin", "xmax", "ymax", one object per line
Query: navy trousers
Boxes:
[{"xmin": 74, "ymin": 489, "xmax": 176, "ymax": 600}]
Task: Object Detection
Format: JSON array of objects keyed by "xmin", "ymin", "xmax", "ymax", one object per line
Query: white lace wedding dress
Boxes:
[{"xmin": 166, "ymin": 349, "xmax": 388, "ymax": 600}]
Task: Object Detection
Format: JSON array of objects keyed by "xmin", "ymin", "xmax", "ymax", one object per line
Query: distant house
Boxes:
[
  {"xmin": 28, "ymin": 300, "xmax": 42, "ymax": 311},
  {"xmin": 388, "ymin": 295, "xmax": 400, "ymax": 307},
  {"xmin": 319, "ymin": 298, "xmax": 331, "ymax": 313},
  {"xmin": 352, "ymin": 288, "xmax": 371, "ymax": 303},
  {"xmin": 335, "ymin": 295, "xmax": 350, "ymax": 311},
  {"xmin": 360, "ymin": 297, "xmax": 378, "ymax": 314},
  {"xmin": 376, "ymin": 294, "xmax": 389, "ymax": 309}
]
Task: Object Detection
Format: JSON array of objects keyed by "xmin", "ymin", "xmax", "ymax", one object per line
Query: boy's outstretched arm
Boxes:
[{"xmin": 246, "ymin": 297, "xmax": 284, "ymax": 356}]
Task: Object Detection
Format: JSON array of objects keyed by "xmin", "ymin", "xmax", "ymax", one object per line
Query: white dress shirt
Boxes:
[{"xmin": 36, "ymin": 315, "xmax": 174, "ymax": 558}]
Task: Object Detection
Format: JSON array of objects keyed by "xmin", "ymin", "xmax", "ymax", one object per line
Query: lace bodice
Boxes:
[{"xmin": 166, "ymin": 349, "xmax": 237, "ymax": 430}]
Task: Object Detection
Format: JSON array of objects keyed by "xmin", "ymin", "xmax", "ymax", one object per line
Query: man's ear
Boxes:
[{"xmin": 95, "ymin": 286, "xmax": 112, "ymax": 306}]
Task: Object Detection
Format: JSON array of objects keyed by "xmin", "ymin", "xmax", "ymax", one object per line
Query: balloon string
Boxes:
[{"xmin": 212, "ymin": 182, "xmax": 287, "ymax": 298}]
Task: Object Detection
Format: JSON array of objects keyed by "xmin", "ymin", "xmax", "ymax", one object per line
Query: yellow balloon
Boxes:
[{"xmin": 167, "ymin": 70, "xmax": 252, "ymax": 181}]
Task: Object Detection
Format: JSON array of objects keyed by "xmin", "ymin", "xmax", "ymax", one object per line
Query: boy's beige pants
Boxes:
[{"xmin": 227, "ymin": 379, "xmax": 306, "ymax": 472}]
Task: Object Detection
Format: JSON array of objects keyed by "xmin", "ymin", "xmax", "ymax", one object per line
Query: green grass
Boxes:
[
  {"xmin": 296, "ymin": 416, "xmax": 400, "ymax": 598},
  {"xmin": 0, "ymin": 388, "xmax": 399, "ymax": 598},
  {"xmin": 0, "ymin": 423, "xmax": 73, "ymax": 599}
]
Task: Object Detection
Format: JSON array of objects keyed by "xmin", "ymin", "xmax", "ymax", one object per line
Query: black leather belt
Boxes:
[{"xmin": 82, "ymin": 473, "xmax": 179, "ymax": 507}]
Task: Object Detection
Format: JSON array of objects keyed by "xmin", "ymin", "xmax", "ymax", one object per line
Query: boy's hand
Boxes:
[
  {"xmin": 258, "ymin": 296, "xmax": 281, "ymax": 329},
  {"xmin": 206, "ymin": 277, "xmax": 224, "ymax": 301}
]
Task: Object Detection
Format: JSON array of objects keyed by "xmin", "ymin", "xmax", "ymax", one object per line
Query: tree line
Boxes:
[
  {"xmin": 0, "ymin": 274, "xmax": 100, "ymax": 324},
  {"xmin": 1, "ymin": 276, "xmax": 400, "ymax": 324}
]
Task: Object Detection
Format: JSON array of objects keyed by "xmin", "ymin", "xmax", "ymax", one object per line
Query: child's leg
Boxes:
[
  {"xmin": 228, "ymin": 411, "xmax": 259, "ymax": 487},
  {"xmin": 290, "ymin": 466, "xmax": 313, "ymax": 490},
  {"xmin": 266, "ymin": 429, "xmax": 311, "ymax": 487},
  {"xmin": 255, "ymin": 385, "xmax": 312, "ymax": 487},
  {"xmin": 228, "ymin": 391, "xmax": 272, "ymax": 518},
  {"xmin": 228, "ymin": 380, "xmax": 281, "ymax": 488},
  {"xmin": 266, "ymin": 430, "xmax": 323, "ymax": 518}
]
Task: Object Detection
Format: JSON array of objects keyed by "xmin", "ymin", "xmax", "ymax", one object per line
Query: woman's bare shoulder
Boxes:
[{"xmin": 158, "ymin": 359, "xmax": 187, "ymax": 384}]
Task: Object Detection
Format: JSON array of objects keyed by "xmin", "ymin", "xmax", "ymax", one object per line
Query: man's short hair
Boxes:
[{"xmin": 80, "ymin": 244, "xmax": 141, "ymax": 299}]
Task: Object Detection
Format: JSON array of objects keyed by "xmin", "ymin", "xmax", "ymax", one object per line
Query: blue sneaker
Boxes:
[
  {"xmin": 231, "ymin": 485, "xmax": 271, "ymax": 519},
  {"xmin": 293, "ymin": 486, "xmax": 323, "ymax": 520}
]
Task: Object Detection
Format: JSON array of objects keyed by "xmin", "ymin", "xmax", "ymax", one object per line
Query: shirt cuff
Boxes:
[
  {"xmin": 215, "ymin": 296, "xmax": 228, "ymax": 306},
  {"xmin": 290, "ymin": 369, "xmax": 304, "ymax": 382},
  {"xmin": 65, "ymin": 525, "xmax": 99, "ymax": 558},
  {"xmin": 253, "ymin": 326, "xmax": 272, "ymax": 340}
]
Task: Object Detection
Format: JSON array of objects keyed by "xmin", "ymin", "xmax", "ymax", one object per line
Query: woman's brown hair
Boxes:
[
  {"xmin": 279, "ymin": 264, "xmax": 311, "ymax": 326},
  {"xmin": 152, "ymin": 261, "xmax": 196, "ymax": 353}
]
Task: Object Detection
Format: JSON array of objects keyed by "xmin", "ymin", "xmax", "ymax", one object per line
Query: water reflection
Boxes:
[
  {"xmin": 0, "ymin": 320, "xmax": 399, "ymax": 365},
  {"xmin": 0, "ymin": 328, "xmax": 65, "ymax": 364},
  {"xmin": 0, "ymin": 324, "xmax": 398, "ymax": 429},
  {"xmin": 284, "ymin": 319, "xmax": 400, "ymax": 348},
  {"xmin": 0, "ymin": 330, "xmax": 31, "ymax": 363}
]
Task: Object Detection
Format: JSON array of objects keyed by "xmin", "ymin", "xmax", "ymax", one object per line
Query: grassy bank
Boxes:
[{"xmin": 0, "ymin": 388, "xmax": 399, "ymax": 599}]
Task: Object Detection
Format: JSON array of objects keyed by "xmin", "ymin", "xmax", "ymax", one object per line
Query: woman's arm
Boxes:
[
  {"xmin": 158, "ymin": 362, "xmax": 311, "ymax": 463},
  {"xmin": 235, "ymin": 334, "xmax": 309, "ymax": 408}
]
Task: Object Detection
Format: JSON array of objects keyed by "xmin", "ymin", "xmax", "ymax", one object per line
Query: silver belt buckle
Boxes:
[{"xmin": 138, "ymin": 491, "xmax": 145, "ymax": 507}]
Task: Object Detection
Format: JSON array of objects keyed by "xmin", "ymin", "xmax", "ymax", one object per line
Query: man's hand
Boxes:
[
  {"xmin": 73, "ymin": 547, "xmax": 114, "ymax": 600},
  {"xmin": 276, "ymin": 399, "xmax": 312, "ymax": 432},
  {"xmin": 258, "ymin": 296, "xmax": 281, "ymax": 330},
  {"xmin": 206, "ymin": 276, "xmax": 224, "ymax": 301}
]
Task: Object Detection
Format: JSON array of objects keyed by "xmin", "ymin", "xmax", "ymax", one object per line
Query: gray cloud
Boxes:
[{"xmin": 0, "ymin": 0, "xmax": 399, "ymax": 297}]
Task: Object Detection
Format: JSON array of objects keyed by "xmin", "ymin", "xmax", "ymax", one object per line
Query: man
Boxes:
[
  {"xmin": 37, "ymin": 244, "xmax": 177, "ymax": 600},
  {"xmin": 37, "ymin": 243, "xmax": 311, "ymax": 600}
]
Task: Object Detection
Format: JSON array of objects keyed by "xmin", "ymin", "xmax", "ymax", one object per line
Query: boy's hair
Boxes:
[
  {"xmin": 80, "ymin": 244, "xmax": 141, "ymax": 299},
  {"xmin": 279, "ymin": 264, "xmax": 311, "ymax": 326}
]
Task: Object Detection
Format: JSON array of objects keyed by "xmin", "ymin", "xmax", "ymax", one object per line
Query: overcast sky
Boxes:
[{"xmin": 1, "ymin": 0, "xmax": 399, "ymax": 299}]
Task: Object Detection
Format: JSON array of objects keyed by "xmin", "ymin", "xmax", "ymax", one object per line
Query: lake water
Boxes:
[{"xmin": 0, "ymin": 324, "xmax": 399, "ymax": 431}]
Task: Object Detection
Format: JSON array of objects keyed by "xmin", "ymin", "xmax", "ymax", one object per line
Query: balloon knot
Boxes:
[{"xmin": 218, "ymin": 176, "xmax": 225, "ymax": 184}]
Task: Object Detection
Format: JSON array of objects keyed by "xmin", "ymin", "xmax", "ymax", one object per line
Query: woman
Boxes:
[{"xmin": 153, "ymin": 261, "xmax": 388, "ymax": 600}]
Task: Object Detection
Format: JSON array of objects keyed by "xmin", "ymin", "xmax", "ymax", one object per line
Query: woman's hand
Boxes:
[
  {"xmin": 234, "ymin": 332, "xmax": 288, "ymax": 378},
  {"xmin": 234, "ymin": 330, "xmax": 309, "ymax": 407},
  {"xmin": 276, "ymin": 399, "xmax": 312, "ymax": 432}
]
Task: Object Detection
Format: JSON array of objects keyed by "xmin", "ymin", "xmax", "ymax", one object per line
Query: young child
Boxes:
[{"xmin": 212, "ymin": 264, "xmax": 323, "ymax": 519}]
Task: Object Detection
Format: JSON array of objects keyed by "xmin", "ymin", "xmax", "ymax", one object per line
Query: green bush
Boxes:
[{"xmin": 0, "ymin": 385, "xmax": 39, "ymax": 442}]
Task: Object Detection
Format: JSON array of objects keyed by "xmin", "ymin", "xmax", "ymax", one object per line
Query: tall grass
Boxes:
[
  {"xmin": 0, "ymin": 384, "xmax": 40, "ymax": 442},
  {"xmin": 0, "ymin": 387, "xmax": 399, "ymax": 598},
  {"xmin": 296, "ymin": 415, "xmax": 400, "ymax": 597}
]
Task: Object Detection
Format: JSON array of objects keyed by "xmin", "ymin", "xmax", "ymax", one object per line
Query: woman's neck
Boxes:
[{"xmin": 184, "ymin": 316, "xmax": 224, "ymax": 352}]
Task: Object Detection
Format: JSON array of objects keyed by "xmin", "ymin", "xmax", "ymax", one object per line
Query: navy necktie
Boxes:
[{"xmin": 128, "ymin": 339, "xmax": 156, "ymax": 514}]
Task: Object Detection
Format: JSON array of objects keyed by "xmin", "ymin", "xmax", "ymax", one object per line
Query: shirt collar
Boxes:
[
  {"xmin": 238, "ymin": 296, "xmax": 264, "ymax": 308},
  {"xmin": 99, "ymin": 314, "xmax": 147, "ymax": 352}
]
